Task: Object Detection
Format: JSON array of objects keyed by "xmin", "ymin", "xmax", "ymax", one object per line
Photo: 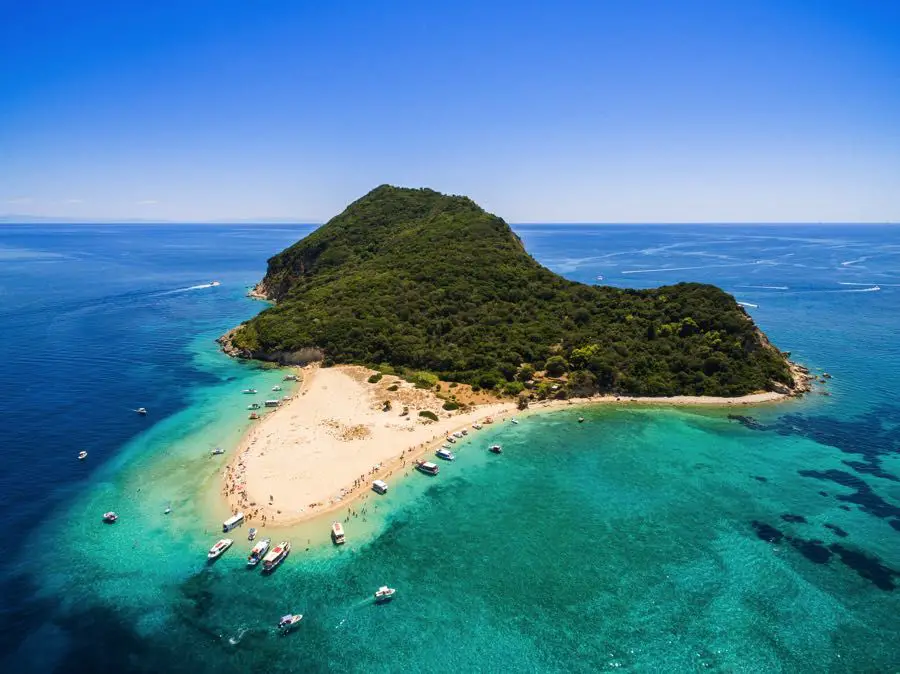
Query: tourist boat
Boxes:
[
  {"xmin": 372, "ymin": 479, "xmax": 388, "ymax": 495},
  {"xmin": 331, "ymin": 521, "xmax": 346, "ymax": 545},
  {"xmin": 436, "ymin": 447, "xmax": 456, "ymax": 461},
  {"xmin": 211, "ymin": 447, "xmax": 225, "ymax": 455},
  {"xmin": 247, "ymin": 402, "xmax": 260, "ymax": 410},
  {"xmin": 283, "ymin": 374, "xmax": 297, "ymax": 381},
  {"xmin": 445, "ymin": 436, "xmax": 456, "ymax": 444},
  {"xmin": 222, "ymin": 512, "xmax": 245, "ymax": 533},
  {"xmin": 136, "ymin": 408, "xmax": 148, "ymax": 415},
  {"xmin": 415, "ymin": 460, "xmax": 439, "ymax": 476},
  {"xmin": 264, "ymin": 399, "xmax": 281, "ymax": 407},
  {"xmin": 374, "ymin": 586, "xmax": 396, "ymax": 603},
  {"xmin": 247, "ymin": 538, "xmax": 271, "ymax": 567},
  {"xmin": 483, "ymin": 417, "xmax": 494, "ymax": 424},
  {"xmin": 262, "ymin": 541, "xmax": 290, "ymax": 572},
  {"xmin": 208, "ymin": 538, "xmax": 233, "ymax": 561},
  {"xmin": 452, "ymin": 431, "xmax": 463, "ymax": 439},
  {"xmin": 472, "ymin": 423, "xmax": 483, "ymax": 430},
  {"xmin": 249, "ymin": 412, "xmax": 260, "ymax": 420},
  {"xmin": 278, "ymin": 614, "xmax": 303, "ymax": 633},
  {"xmin": 489, "ymin": 444, "xmax": 503, "ymax": 454},
  {"xmin": 272, "ymin": 385, "xmax": 282, "ymax": 392},
  {"xmin": 242, "ymin": 389, "xmax": 257, "ymax": 395},
  {"xmin": 248, "ymin": 527, "xmax": 258, "ymax": 541},
  {"xmin": 510, "ymin": 417, "xmax": 519, "ymax": 424},
  {"xmin": 102, "ymin": 511, "xmax": 118, "ymax": 523},
  {"xmin": 77, "ymin": 450, "xmax": 88, "ymax": 460}
]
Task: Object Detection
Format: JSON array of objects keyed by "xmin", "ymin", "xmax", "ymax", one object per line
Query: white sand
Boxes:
[{"xmin": 222, "ymin": 364, "xmax": 797, "ymax": 527}]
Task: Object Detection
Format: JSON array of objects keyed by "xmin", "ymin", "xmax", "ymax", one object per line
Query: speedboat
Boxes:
[
  {"xmin": 247, "ymin": 402, "xmax": 260, "ymax": 410},
  {"xmin": 102, "ymin": 511, "xmax": 118, "ymax": 523},
  {"xmin": 248, "ymin": 527, "xmax": 258, "ymax": 541},
  {"xmin": 211, "ymin": 447, "xmax": 225, "ymax": 455},
  {"xmin": 578, "ymin": 416, "xmax": 585, "ymax": 423},
  {"xmin": 460, "ymin": 429, "xmax": 468, "ymax": 436},
  {"xmin": 445, "ymin": 436, "xmax": 456, "ymax": 444},
  {"xmin": 278, "ymin": 614, "xmax": 303, "ymax": 633},
  {"xmin": 436, "ymin": 447, "xmax": 456, "ymax": 461},
  {"xmin": 272, "ymin": 385, "xmax": 282, "ymax": 392},
  {"xmin": 331, "ymin": 522, "xmax": 346, "ymax": 545},
  {"xmin": 372, "ymin": 479, "xmax": 388, "ymax": 494},
  {"xmin": 510, "ymin": 418, "xmax": 519, "ymax": 424},
  {"xmin": 247, "ymin": 538, "xmax": 271, "ymax": 567},
  {"xmin": 262, "ymin": 541, "xmax": 291, "ymax": 572},
  {"xmin": 209, "ymin": 281, "xmax": 221, "ymax": 287},
  {"xmin": 489, "ymin": 444, "xmax": 503, "ymax": 454},
  {"xmin": 242, "ymin": 389, "xmax": 257, "ymax": 395},
  {"xmin": 415, "ymin": 460, "xmax": 439, "ymax": 476},
  {"xmin": 208, "ymin": 538, "xmax": 233, "ymax": 561},
  {"xmin": 452, "ymin": 431, "xmax": 463, "ymax": 439},
  {"xmin": 77, "ymin": 450, "xmax": 88, "ymax": 460},
  {"xmin": 374, "ymin": 586, "xmax": 396, "ymax": 603},
  {"xmin": 164, "ymin": 506, "xmax": 172, "ymax": 515},
  {"xmin": 472, "ymin": 423, "xmax": 483, "ymax": 430},
  {"xmin": 136, "ymin": 408, "xmax": 148, "ymax": 415}
]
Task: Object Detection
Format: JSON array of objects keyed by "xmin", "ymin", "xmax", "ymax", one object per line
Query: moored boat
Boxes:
[
  {"xmin": 489, "ymin": 444, "xmax": 503, "ymax": 454},
  {"xmin": 262, "ymin": 540, "xmax": 291, "ymax": 572},
  {"xmin": 78, "ymin": 450, "xmax": 88, "ymax": 460},
  {"xmin": 278, "ymin": 614, "xmax": 303, "ymax": 633},
  {"xmin": 510, "ymin": 417, "xmax": 519, "ymax": 424},
  {"xmin": 222, "ymin": 511, "xmax": 245, "ymax": 533},
  {"xmin": 415, "ymin": 460, "xmax": 439, "ymax": 475},
  {"xmin": 247, "ymin": 538, "xmax": 271, "ymax": 567},
  {"xmin": 283, "ymin": 374, "xmax": 297, "ymax": 381},
  {"xmin": 242, "ymin": 388, "xmax": 257, "ymax": 395},
  {"xmin": 578, "ymin": 416, "xmax": 585, "ymax": 423},
  {"xmin": 374, "ymin": 586, "xmax": 396, "ymax": 603},
  {"xmin": 264, "ymin": 399, "xmax": 281, "ymax": 407},
  {"xmin": 331, "ymin": 521, "xmax": 346, "ymax": 545},
  {"xmin": 209, "ymin": 281, "xmax": 221, "ymax": 287},
  {"xmin": 249, "ymin": 412, "xmax": 260, "ymax": 420},
  {"xmin": 248, "ymin": 527, "xmax": 257, "ymax": 541},
  {"xmin": 272, "ymin": 385, "xmax": 282, "ymax": 392},
  {"xmin": 445, "ymin": 436, "xmax": 456, "ymax": 444},
  {"xmin": 436, "ymin": 447, "xmax": 456, "ymax": 461},
  {"xmin": 211, "ymin": 447, "xmax": 225, "ymax": 455},
  {"xmin": 208, "ymin": 538, "xmax": 233, "ymax": 561},
  {"xmin": 372, "ymin": 479, "xmax": 388, "ymax": 494},
  {"xmin": 247, "ymin": 402, "xmax": 260, "ymax": 410},
  {"xmin": 452, "ymin": 431, "xmax": 463, "ymax": 439},
  {"xmin": 472, "ymin": 423, "xmax": 483, "ymax": 430},
  {"xmin": 102, "ymin": 511, "xmax": 118, "ymax": 523}
]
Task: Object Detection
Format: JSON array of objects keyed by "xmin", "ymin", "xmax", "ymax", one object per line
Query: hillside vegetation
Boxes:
[{"xmin": 227, "ymin": 185, "xmax": 793, "ymax": 397}]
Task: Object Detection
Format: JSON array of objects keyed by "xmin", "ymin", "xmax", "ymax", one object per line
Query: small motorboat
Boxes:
[
  {"xmin": 374, "ymin": 586, "xmax": 396, "ymax": 603},
  {"xmin": 242, "ymin": 389, "xmax": 258, "ymax": 395},
  {"xmin": 283, "ymin": 374, "xmax": 298, "ymax": 381},
  {"xmin": 445, "ymin": 436, "xmax": 456, "ymax": 444},
  {"xmin": 578, "ymin": 416, "xmax": 585, "ymax": 423},
  {"xmin": 209, "ymin": 281, "xmax": 221, "ymax": 287},
  {"xmin": 164, "ymin": 506, "xmax": 172, "ymax": 515},
  {"xmin": 249, "ymin": 412, "xmax": 260, "ymax": 420},
  {"xmin": 489, "ymin": 445, "xmax": 503, "ymax": 454},
  {"xmin": 372, "ymin": 479, "xmax": 388, "ymax": 494},
  {"xmin": 136, "ymin": 408, "xmax": 148, "ymax": 415},
  {"xmin": 472, "ymin": 423, "xmax": 483, "ymax": 430},
  {"xmin": 247, "ymin": 538, "xmax": 271, "ymax": 567},
  {"xmin": 452, "ymin": 431, "xmax": 463, "ymax": 439},
  {"xmin": 103, "ymin": 511, "xmax": 118, "ymax": 523},
  {"xmin": 211, "ymin": 447, "xmax": 225, "ymax": 455},
  {"xmin": 77, "ymin": 450, "xmax": 88, "ymax": 460},
  {"xmin": 436, "ymin": 447, "xmax": 456, "ymax": 461},
  {"xmin": 248, "ymin": 527, "xmax": 258, "ymax": 541},
  {"xmin": 460, "ymin": 429, "xmax": 468, "ymax": 436},
  {"xmin": 415, "ymin": 460, "xmax": 439, "ymax": 475},
  {"xmin": 510, "ymin": 418, "xmax": 519, "ymax": 425},
  {"xmin": 208, "ymin": 538, "xmax": 233, "ymax": 561},
  {"xmin": 278, "ymin": 614, "xmax": 303, "ymax": 633},
  {"xmin": 272, "ymin": 385, "xmax": 282, "ymax": 392},
  {"xmin": 247, "ymin": 402, "xmax": 261, "ymax": 410}
]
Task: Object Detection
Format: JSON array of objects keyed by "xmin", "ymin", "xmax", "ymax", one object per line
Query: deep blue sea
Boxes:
[{"xmin": 0, "ymin": 223, "xmax": 898, "ymax": 673}]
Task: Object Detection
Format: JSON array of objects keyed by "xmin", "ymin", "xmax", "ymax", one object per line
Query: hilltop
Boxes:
[{"xmin": 222, "ymin": 185, "xmax": 798, "ymax": 397}]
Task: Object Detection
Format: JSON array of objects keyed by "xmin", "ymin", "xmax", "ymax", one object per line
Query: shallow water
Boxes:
[{"xmin": 1, "ymin": 223, "xmax": 898, "ymax": 672}]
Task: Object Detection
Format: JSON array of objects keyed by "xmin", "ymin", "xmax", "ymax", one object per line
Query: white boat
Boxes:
[
  {"xmin": 209, "ymin": 281, "xmax": 221, "ymax": 287},
  {"xmin": 247, "ymin": 538, "xmax": 271, "ymax": 567},
  {"xmin": 372, "ymin": 479, "xmax": 388, "ymax": 495},
  {"xmin": 461, "ymin": 429, "xmax": 468, "ymax": 436},
  {"xmin": 77, "ymin": 450, "xmax": 88, "ymax": 460},
  {"xmin": 272, "ymin": 385, "xmax": 282, "ymax": 392},
  {"xmin": 248, "ymin": 527, "xmax": 258, "ymax": 541},
  {"xmin": 222, "ymin": 512, "xmax": 245, "ymax": 533},
  {"xmin": 262, "ymin": 540, "xmax": 291, "ymax": 572},
  {"xmin": 578, "ymin": 416, "xmax": 585, "ymax": 423},
  {"xmin": 436, "ymin": 448, "xmax": 456, "ymax": 461},
  {"xmin": 164, "ymin": 506, "xmax": 171, "ymax": 515},
  {"xmin": 283, "ymin": 374, "xmax": 298, "ymax": 381},
  {"xmin": 136, "ymin": 408, "xmax": 148, "ymax": 415},
  {"xmin": 103, "ymin": 511, "xmax": 118, "ymax": 523},
  {"xmin": 242, "ymin": 389, "xmax": 257, "ymax": 395},
  {"xmin": 445, "ymin": 436, "xmax": 456, "ymax": 444},
  {"xmin": 489, "ymin": 444, "xmax": 503, "ymax": 454},
  {"xmin": 278, "ymin": 614, "xmax": 303, "ymax": 633},
  {"xmin": 211, "ymin": 447, "xmax": 225, "ymax": 455},
  {"xmin": 472, "ymin": 424, "xmax": 483, "ymax": 430},
  {"xmin": 247, "ymin": 402, "xmax": 260, "ymax": 410},
  {"xmin": 441, "ymin": 443, "xmax": 453, "ymax": 450},
  {"xmin": 596, "ymin": 275, "xmax": 604, "ymax": 281},
  {"xmin": 452, "ymin": 431, "xmax": 463, "ymax": 439},
  {"xmin": 264, "ymin": 399, "xmax": 280, "ymax": 407},
  {"xmin": 415, "ymin": 460, "xmax": 439, "ymax": 475},
  {"xmin": 510, "ymin": 418, "xmax": 519, "ymax": 424},
  {"xmin": 208, "ymin": 538, "xmax": 233, "ymax": 561},
  {"xmin": 374, "ymin": 586, "xmax": 396, "ymax": 603},
  {"xmin": 331, "ymin": 521, "xmax": 346, "ymax": 545}
]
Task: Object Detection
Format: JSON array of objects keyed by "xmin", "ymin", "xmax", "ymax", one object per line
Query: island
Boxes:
[{"xmin": 218, "ymin": 185, "xmax": 810, "ymax": 526}]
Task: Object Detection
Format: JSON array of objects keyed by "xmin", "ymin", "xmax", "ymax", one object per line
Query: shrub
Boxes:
[
  {"xmin": 501, "ymin": 381, "xmax": 525, "ymax": 396},
  {"xmin": 419, "ymin": 410, "xmax": 439, "ymax": 421},
  {"xmin": 387, "ymin": 384, "xmax": 399, "ymax": 391},
  {"xmin": 410, "ymin": 371, "xmax": 439, "ymax": 389},
  {"xmin": 368, "ymin": 372, "xmax": 383, "ymax": 384},
  {"xmin": 544, "ymin": 355, "xmax": 569, "ymax": 377},
  {"xmin": 442, "ymin": 401, "xmax": 460, "ymax": 411}
]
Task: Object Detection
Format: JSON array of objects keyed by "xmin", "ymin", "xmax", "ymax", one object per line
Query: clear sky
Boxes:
[{"xmin": 1, "ymin": 0, "xmax": 899, "ymax": 223}]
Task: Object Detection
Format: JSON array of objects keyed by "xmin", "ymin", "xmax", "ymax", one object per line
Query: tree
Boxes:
[{"xmin": 544, "ymin": 355, "xmax": 569, "ymax": 377}]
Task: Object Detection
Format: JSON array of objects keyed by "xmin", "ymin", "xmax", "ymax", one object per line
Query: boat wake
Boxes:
[
  {"xmin": 159, "ymin": 282, "xmax": 220, "ymax": 295},
  {"xmin": 840, "ymin": 285, "xmax": 881, "ymax": 292},
  {"xmin": 737, "ymin": 301, "xmax": 759, "ymax": 308},
  {"xmin": 737, "ymin": 285, "xmax": 788, "ymax": 290},
  {"xmin": 840, "ymin": 257, "xmax": 869, "ymax": 267},
  {"xmin": 228, "ymin": 626, "xmax": 250, "ymax": 645}
]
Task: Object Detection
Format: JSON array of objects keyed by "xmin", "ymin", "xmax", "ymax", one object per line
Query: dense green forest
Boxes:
[{"xmin": 228, "ymin": 185, "xmax": 794, "ymax": 397}]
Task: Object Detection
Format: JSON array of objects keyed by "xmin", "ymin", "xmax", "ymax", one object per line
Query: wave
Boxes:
[
  {"xmin": 156, "ymin": 282, "xmax": 220, "ymax": 295},
  {"xmin": 737, "ymin": 301, "xmax": 759, "ymax": 308},
  {"xmin": 621, "ymin": 261, "xmax": 776, "ymax": 275},
  {"xmin": 838, "ymin": 282, "xmax": 900, "ymax": 287},
  {"xmin": 840, "ymin": 286, "xmax": 881, "ymax": 292},
  {"xmin": 736, "ymin": 285, "xmax": 789, "ymax": 290},
  {"xmin": 840, "ymin": 257, "xmax": 869, "ymax": 267}
]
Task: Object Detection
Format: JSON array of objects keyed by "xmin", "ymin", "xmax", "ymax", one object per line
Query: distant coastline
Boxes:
[{"xmin": 219, "ymin": 362, "xmax": 813, "ymax": 529}]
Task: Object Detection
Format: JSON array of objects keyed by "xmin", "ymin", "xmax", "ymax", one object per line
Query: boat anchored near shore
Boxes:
[
  {"xmin": 262, "ymin": 541, "xmax": 291, "ymax": 572},
  {"xmin": 415, "ymin": 460, "xmax": 440, "ymax": 475},
  {"xmin": 331, "ymin": 522, "xmax": 346, "ymax": 545},
  {"xmin": 208, "ymin": 538, "xmax": 233, "ymax": 561},
  {"xmin": 247, "ymin": 538, "xmax": 271, "ymax": 567}
]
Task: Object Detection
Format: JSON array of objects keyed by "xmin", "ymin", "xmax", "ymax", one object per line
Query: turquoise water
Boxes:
[{"xmin": 1, "ymin": 224, "xmax": 898, "ymax": 672}]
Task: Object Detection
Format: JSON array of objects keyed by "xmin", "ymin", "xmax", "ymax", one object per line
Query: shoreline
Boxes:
[{"xmin": 219, "ymin": 363, "xmax": 811, "ymax": 529}]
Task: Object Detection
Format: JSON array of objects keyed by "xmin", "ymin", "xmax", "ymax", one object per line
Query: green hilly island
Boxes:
[{"xmin": 224, "ymin": 185, "xmax": 796, "ymax": 397}]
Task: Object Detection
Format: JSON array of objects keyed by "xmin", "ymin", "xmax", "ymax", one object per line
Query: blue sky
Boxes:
[{"xmin": 1, "ymin": 1, "xmax": 898, "ymax": 222}]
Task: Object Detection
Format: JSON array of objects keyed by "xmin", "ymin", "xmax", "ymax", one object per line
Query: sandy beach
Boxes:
[{"xmin": 221, "ymin": 363, "xmax": 805, "ymax": 528}]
